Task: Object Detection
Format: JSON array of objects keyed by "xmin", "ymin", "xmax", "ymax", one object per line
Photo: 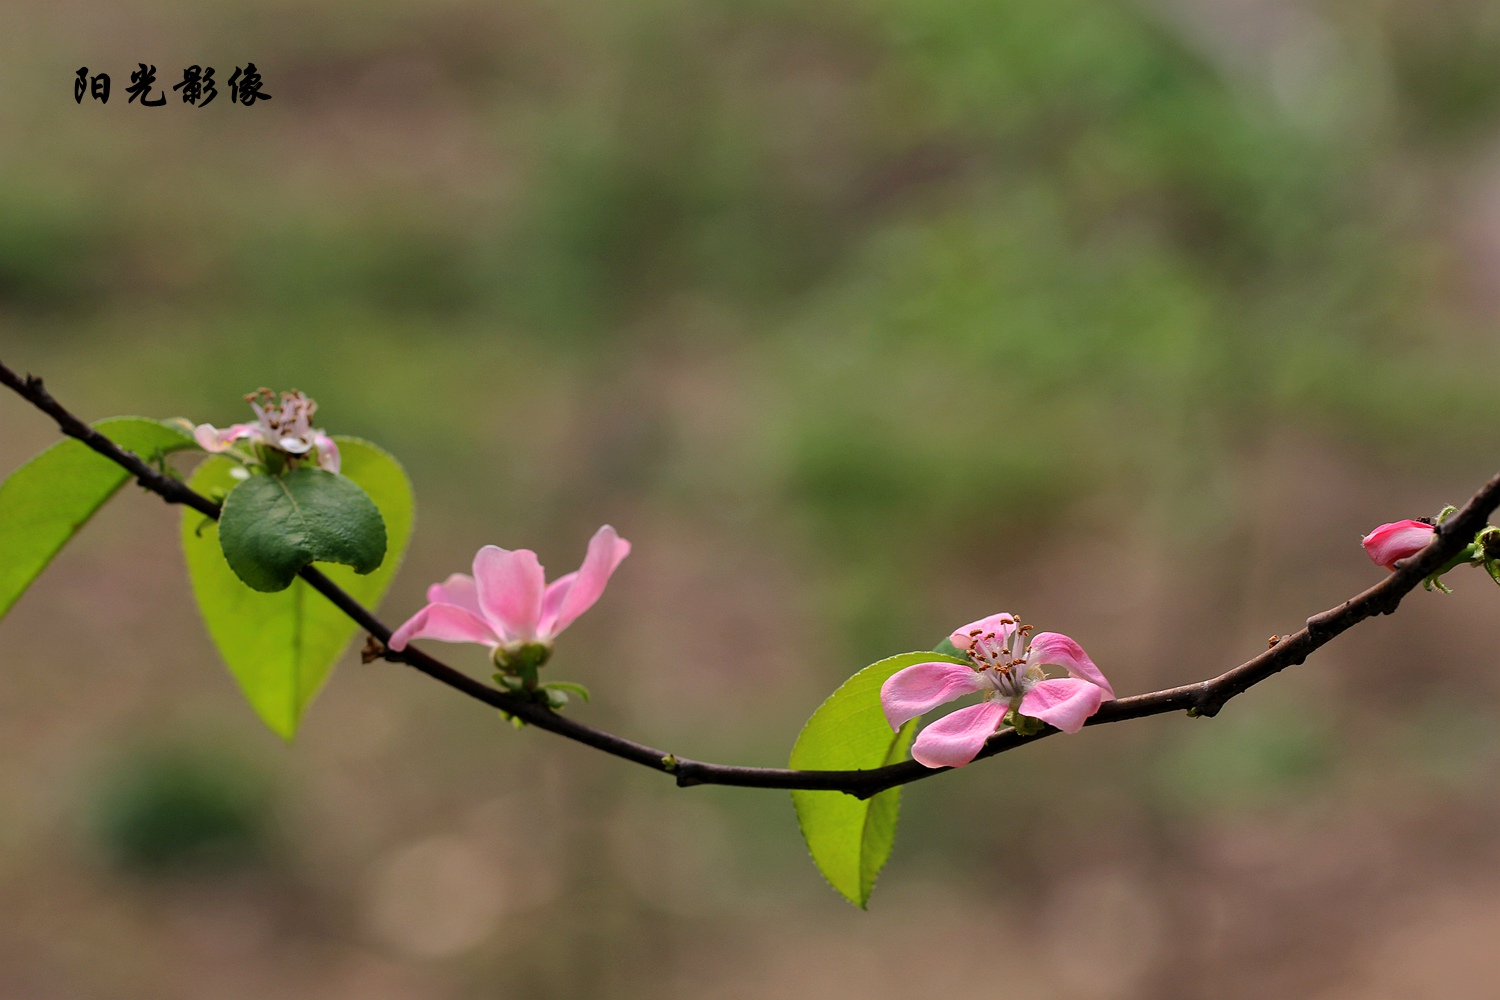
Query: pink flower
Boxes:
[
  {"xmin": 880, "ymin": 613, "xmax": 1114, "ymax": 769},
  {"xmin": 388, "ymin": 526, "xmax": 631, "ymax": 664},
  {"xmin": 194, "ymin": 388, "xmax": 340, "ymax": 473},
  {"xmin": 1362, "ymin": 519, "xmax": 1435, "ymax": 570}
]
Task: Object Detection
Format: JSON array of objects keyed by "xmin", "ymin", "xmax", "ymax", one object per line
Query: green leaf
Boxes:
[
  {"xmin": 181, "ymin": 438, "xmax": 414, "ymax": 739},
  {"xmin": 0, "ymin": 417, "xmax": 196, "ymax": 624},
  {"xmin": 932, "ymin": 636, "xmax": 964, "ymax": 660},
  {"xmin": 542, "ymin": 681, "xmax": 591, "ymax": 702},
  {"xmin": 789, "ymin": 650, "xmax": 967, "ymax": 908},
  {"xmin": 218, "ymin": 467, "xmax": 387, "ymax": 592}
]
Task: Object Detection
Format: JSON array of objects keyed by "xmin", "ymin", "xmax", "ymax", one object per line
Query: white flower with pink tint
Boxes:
[
  {"xmin": 389, "ymin": 526, "xmax": 631, "ymax": 669},
  {"xmin": 193, "ymin": 388, "xmax": 340, "ymax": 473},
  {"xmin": 880, "ymin": 613, "xmax": 1114, "ymax": 768},
  {"xmin": 1361, "ymin": 519, "xmax": 1435, "ymax": 571}
]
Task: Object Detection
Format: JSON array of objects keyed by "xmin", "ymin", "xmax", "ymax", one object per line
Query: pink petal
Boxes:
[
  {"xmin": 1362, "ymin": 519, "xmax": 1435, "ymax": 570},
  {"xmin": 313, "ymin": 433, "xmax": 341, "ymax": 474},
  {"xmin": 911, "ymin": 702, "xmax": 1008, "ymax": 768},
  {"xmin": 193, "ymin": 423, "xmax": 253, "ymax": 453},
  {"xmin": 473, "ymin": 546, "xmax": 546, "ymax": 642},
  {"xmin": 540, "ymin": 525, "xmax": 631, "ymax": 638},
  {"xmin": 388, "ymin": 603, "xmax": 500, "ymax": 652},
  {"xmin": 1018, "ymin": 678, "xmax": 1106, "ymax": 734},
  {"xmin": 427, "ymin": 573, "xmax": 482, "ymax": 617},
  {"xmin": 540, "ymin": 570, "xmax": 578, "ymax": 631},
  {"xmin": 949, "ymin": 613, "xmax": 1017, "ymax": 652},
  {"xmin": 1028, "ymin": 632, "xmax": 1113, "ymax": 699},
  {"xmin": 194, "ymin": 424, "xmax": 228, "ymax": 452},
  {"xmin": 880, "ymin": 661, "xmax": 986, "ymax": 730}
]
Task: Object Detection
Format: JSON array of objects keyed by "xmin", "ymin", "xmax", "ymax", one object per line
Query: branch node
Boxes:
[
  {"xmin": 361, "ymin": 635, "xmax": 386, "ymax": 664},
  {"xmin": 1305, "ymin": 609, "xmax": 1339, "ymax": 637},
  {"xmin": 661, "ymin": 753, "xmax": 678, "ymax": 772}
]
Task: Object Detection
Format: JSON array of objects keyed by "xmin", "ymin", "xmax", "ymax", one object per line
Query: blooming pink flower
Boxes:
[
  {"xmin": 388, "ymin": 525, "xmax": 631, "ymax": 662},
  {"xmin": 194, "ymin": 388, "xmax": 340, "ymax": 473},
  {"xmin": 880, "ymin": 613, "xmax": 1114, "ymax": 769},
  {"xmin": 1361, "ymin": 519, "xmax": 1435, "ymax": 570}
]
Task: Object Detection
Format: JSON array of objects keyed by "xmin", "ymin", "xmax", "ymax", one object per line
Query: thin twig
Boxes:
[
  {"xmin": 4, "ymin": 356, "xmax": 1496, "ymax": 799},
  {"xmin": 0, "ymin": 365, "xmax": 221, "ymax": 519}
]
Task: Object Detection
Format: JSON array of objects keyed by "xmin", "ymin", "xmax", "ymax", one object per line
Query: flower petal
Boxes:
[
  {"xmin": 388, "ymin": 603, "xmax": 500, "ymax": 651},
  {"xmin": 949, "ymin": 613, "xmax": 1017, "ymax": 652},
  {"xmin": 880, "ymin": 661, "xmax": 986, "ymax": 730},
  {"xmin": 193, "ymin": 423, "xmax": 254, "ymax": 453},
  {"xmin": 1028, "ymin": 632, "xmax": 1113, "ymax": 699},
  {"xmin": 911, "ymin": 702, "xmax": 1008, "ymax": 768},
  {"xmin": 473, "ymin": 546, "xmax": 546, "ymax": 642},
  {"xmin": 313, "ymin": 433, "xmax": 341, "ymax": 474},
  {"xmin": 540, "ymin": 570, "xmax": 578, "ymax": 631},
  {"xmin": 1018, "ymin": 678, "xmax": 1106, "ymax": 734},
  {"xmin": 427, "ymin": 573, "xmax": 482, "ymax": 617},
  {"xmin": 1361, "ymin": 519, "xmax": 1435, "ymax": 570},
  {"xmin": 194, "ymin": 424, "xmax": 227, "ymax": 452},
  {"xmin": 541, "ymin": 525, "xmax": 631, "ymax": 638}
]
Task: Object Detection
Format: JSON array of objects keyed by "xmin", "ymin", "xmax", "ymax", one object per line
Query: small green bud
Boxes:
[
  {"xmin": 493, "ymin": 641, "xmax": 553, "ymax": 676},
  {"xmin": 1004, "ymin": 708, "xmax": 1047, "ymax": 737},
  {"xmin": 254, "ymin": 441, "xmax": 287, "ymax": 476}
]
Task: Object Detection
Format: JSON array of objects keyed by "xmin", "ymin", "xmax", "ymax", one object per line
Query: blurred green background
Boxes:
[{"xmin": 5, "ymin": 0, "xmax": 1500, "ymax": 996}]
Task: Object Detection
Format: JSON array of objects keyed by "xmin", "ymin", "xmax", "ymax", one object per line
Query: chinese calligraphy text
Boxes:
[{"xmin": 74, "ymin": 66, "xmax": 271, "ymax": 107}]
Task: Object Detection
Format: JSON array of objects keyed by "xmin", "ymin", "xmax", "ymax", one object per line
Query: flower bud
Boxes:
[
  {"xmin": 1362, "ymin": 519, "xmax": 1435, "ymax": 570},
  {"xmin": 493, "ymin": 640, "xmax": 553, "ymax": 676}
]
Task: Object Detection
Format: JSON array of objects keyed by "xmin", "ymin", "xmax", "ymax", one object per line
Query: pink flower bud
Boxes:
[{"xmin": 1361, "ymin": 519, "xmax": 1435, "ymax": 570}]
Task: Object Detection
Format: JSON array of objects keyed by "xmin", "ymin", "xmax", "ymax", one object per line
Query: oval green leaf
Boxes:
[
  {"xmin": 789, "ymin": 650, "xmax": 968, "ymax": 908},
  {"xmin": 0, "ymin": 417, "xmax": 196, "ymax": 624},
  {"xmin": 218, "ymin": 467, "xmax": 387, "ymax": 593},
  {"xmin": 181, "ymin": 438, "xmax": 414, "ymax": 739}
]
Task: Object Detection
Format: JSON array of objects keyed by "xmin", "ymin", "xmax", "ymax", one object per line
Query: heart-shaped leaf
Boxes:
[
  {"xmin": 789, "ymin": 650, "xmax": 967, "ymax": 908},
  {"xmin": 218, "ymin": 467, "xmax": 386, "ymax": 592},
  {"xmin": 0, "ymin": 417, "xmax": 196, "ymax": 624},
  {"xmin": 181, "ymin": 438, "xmax": 414, "ymax": 739}
]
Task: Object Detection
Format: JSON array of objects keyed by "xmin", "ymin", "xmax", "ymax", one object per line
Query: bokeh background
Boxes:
[{"xmin": 4, "ymin": 0, "xmax": 1500, "ymax": 996}]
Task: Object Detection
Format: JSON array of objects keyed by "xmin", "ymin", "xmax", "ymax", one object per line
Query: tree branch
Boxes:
[{"xmin": 3, "ymin": 356, "xmax": 1495, "ymax": 799}]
